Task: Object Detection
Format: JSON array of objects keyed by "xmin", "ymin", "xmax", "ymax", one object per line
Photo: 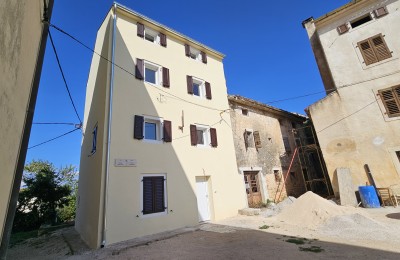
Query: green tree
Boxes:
[{"xmin": 13, "ymin": 160, "xmax": 76, "ymax": 231}]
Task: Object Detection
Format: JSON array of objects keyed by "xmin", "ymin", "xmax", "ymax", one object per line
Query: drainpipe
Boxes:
[{"xmin": 101, "ymin": 2, "xmax": 117, "ymax": 248}]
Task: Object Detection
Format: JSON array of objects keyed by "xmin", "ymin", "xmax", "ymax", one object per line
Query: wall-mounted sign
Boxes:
[{"xmin": 114, "ymin": 159, "xmax": 137, "ymax": 167}]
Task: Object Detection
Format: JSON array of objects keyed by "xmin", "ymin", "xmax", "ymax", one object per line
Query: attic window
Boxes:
[
  {"xmin": 350, "ymin": 14, "xmax": 372, "ymax": 28},
  {"xmin": 242, "ymin": 109, "xmax": 249, "ymax": 116},
  {"xmin": 374, "ymin": 7, "xmax": 388, "ymax": 18}
]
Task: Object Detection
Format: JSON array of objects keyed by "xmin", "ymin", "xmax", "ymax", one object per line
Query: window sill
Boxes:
[
  {"xmin": 140, "ymin": 211, "xmax": 168, "ymax": 219},
  {"xmin": 143, "ymin": 139, "xmax": 163, "ymax": 144}
]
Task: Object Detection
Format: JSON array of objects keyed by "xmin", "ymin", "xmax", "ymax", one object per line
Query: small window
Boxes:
[
  {"xmin": 396, "ymin": 151, "xmax": 400, "ymax": 162},
  {"xmin": 291, "ymin": 122, "xmax": 296, "ymax": 129},
  {"xmin": 142, "ymin": 175, "xmax": 166, "ymax": 215},
  {"xmin": 137, "ymin": 23, "xmax": 167, "ymax": 47},
  {"xmin": 144, "ymin": 62, "xmax": 160, "ymax": 85},
  {"xmin": 144, "ymin": 28, "xmax": 158, "ymax": 43},
  {"xmin": 190, "ymin": 124, "xmax": 217, "ymax": 147},
  {"xmin": 357, "ymin": 34, "xmax": 392, "ymax": 65},
  {"xmin": 185, "ymin": 44, "xmax": 207, "ymax": 63},
  {"xmin": 379, "ymin": 85, "xmax": 400, "ymax": 117},
  {"xmin": 374, "ymin": 7, "xmax": 388, "ymax": 18},
  {"xmin": 134, "ymin": 115, "xmax": 172, "ymax": 142},
  {"xmin": 242, "ymin": 109, "xmax": 249, "ymax": 116},
  {"xmin": 186, "ymin": 76, "xmax": 212, "ymax": 99},
  {"xmin": 91, "ymin": 124, "xmax": 98, "ymax": 154},
  {"xmin": 350, "ymin": 14, "xmax": 372, "ymax": 28},
  {"xmin": 244, "ymin": 130, "xmax": 254, "ymax": 149}
]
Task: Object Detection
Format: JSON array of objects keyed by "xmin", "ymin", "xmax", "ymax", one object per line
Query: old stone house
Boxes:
[
  {"xmin": 228, "ymin": 95, "xmax": 308, "ymax": 205},
  {"xmin": 302, "ymin": 0, "xmax": 400, "ymax": 196}
]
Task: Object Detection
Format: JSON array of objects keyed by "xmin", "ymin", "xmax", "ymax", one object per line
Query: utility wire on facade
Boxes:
[
  {"xmin": 28, "ymin": 128, "xmax": 80, "ymax": 149},
  {"xmin": 48, "ymin": 29, "xmax": 83, "ymax": 124},
  {"xmin": 47, "ymin": 23, "xmax": 400, "ymax": 109}
]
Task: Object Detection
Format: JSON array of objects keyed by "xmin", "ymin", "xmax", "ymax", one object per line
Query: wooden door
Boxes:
[{"xmin": 244, "ymin": 171, "xmax": 262, "ymax": 207}]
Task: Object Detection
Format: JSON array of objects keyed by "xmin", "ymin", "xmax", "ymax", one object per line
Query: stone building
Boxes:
[
  {"xmin": 228, "ymin": 95, "xmax": 308, "ymax": 205},
  {"xmin": 76, "ymin": 3, "xmax": 247, "ymax": 248},
  {"xmin": 302, "ymin": 0, "xmax": 400, "ymax": 196}
]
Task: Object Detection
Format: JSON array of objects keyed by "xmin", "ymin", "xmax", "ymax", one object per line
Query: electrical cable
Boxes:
[
  {"xmin": 33, "ymin": 122, "xmax": 77, "ymax": 126},
  {"xmin": 48, "ymin": 29, "xmax": 83, "ymax": 124},
  {"xmin": 28, "ymin": 128, "xmax": 80, "ymax": 149}
]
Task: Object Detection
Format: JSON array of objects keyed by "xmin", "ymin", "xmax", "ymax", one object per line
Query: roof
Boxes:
[
  {"xmin": 313, "ymin": 0, "xmax": 367, "ymax": 24},
  {"xmin": 113, "ymin": 2, "xmax": 225, "ymax": 59},
  {"xmin": 228, "ymin": 95, "xmax": 307, "ymax": 121}
]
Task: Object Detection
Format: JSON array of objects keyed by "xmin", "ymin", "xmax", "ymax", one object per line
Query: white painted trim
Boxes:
[{"xmin": 143, "ymin": 116, "xmax": 163, "ymax": 143}]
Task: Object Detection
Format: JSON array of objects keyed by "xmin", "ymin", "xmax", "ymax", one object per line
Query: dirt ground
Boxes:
[{"xmin": 7, "ymin": 206, "xmax": 400, "ymax": 259}]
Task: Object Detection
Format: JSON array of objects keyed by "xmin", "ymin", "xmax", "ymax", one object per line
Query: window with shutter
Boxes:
[
  {"xmin": 91, "ymin": 124, "xmax": 98, "ymax": 154},
  {"xmin": 201, "ymin": 51, "xmax": 207, "ymax": 64},
  {"xmin": 205, "ymin": 82, "xmax": 212, "ymax": 100},
  {"xmin": 253, "ymin": 131, "xmax": 261, "ymax": 149},
  {"xmin": 357, "ymin": 34, "xmax": 391, "ymax": 65},
  {"xmin": 142, "ymin": 176, "xmax": 166, "ymax": 215},
  {"xmin": 244, "ymin": 130, "xmax": 254, "ymax": 149},
  {"xmin": 190, "ymin": 124, "xmax": 213, "ymax": 147},
  {"xmin": 159, "ymin": 33, "xmax": 167, "ymax": 47},
  {"xmin": 163, "ymin": 120, "xmax": 172, "ymax": 142},
  {"xmin": 135, "ymin": 58, "xmax": 144, "ymax": 80},
  {"xmin": 134, "ymin": 115, "xmax": 144, "ymax": 139},
  {"xmin": 137, "ymin": 22, "xmax": 144, "ymax": 38},
  {"xmin": 210, "ymin": 128, "xmax": 218, "ymax": 147},
  {"xmin": 374, "ymin": 7, "xmax": 388, "ymax": 18},
  {"xmin": 337, "ymin": 24, "xmax": 349, "ymax": 35},
  {"xmin": 162, "ymin": 67, "xmax": 170, "ymax": 88},
  {"xmin": 379, "ymin": 86, "xmax": 400, "ymax": 117}
]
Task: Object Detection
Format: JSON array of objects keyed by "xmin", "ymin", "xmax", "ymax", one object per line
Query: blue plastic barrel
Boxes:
[{"xmin": 358, "ymin": 186, "xmax": 380, "ymax": 208}]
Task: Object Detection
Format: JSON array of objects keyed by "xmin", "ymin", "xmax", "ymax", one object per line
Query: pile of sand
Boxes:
[
  {"xmin": 275, "ymin": 191, "xmax": 357, "ymax": 229},
  {"xmin": 261, "ymin": 196, "xmax": 296, "ymax": 217}
]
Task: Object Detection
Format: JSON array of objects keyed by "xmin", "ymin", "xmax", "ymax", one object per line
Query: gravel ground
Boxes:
[{"xmin": 7, "ymin": 193, "xmax": 400, "ymax": 259}]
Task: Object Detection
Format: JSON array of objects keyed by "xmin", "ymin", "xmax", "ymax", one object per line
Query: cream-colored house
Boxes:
[
  {"xmin": 303, "ymin": 0, "xmax": 400, "ymax": 196},
  {"xmin": 76, "ymin": 3, "xmax": 247, "ymax": 248},
  {"xmin": 0, "ymin": 0, "xmax": 53, "ymax": 255}
]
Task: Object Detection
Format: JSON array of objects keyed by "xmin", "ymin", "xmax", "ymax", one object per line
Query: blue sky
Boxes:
[{"xmin": 26, "ymin": 0, "xmax": 349, "ymax": 169}]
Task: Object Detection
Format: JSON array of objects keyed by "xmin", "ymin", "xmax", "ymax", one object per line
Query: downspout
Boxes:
[{"xmin": 101, "ymin": 2, "xmax": 117, "ymax": 247}]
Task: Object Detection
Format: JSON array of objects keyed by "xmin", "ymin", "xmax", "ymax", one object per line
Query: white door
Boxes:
[{"xmin": 196, "ymin": 178, "xmax": 210, "ymax": 222}]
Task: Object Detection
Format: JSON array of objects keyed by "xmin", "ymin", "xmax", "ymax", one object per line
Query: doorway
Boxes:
[
  {"xmin": 244, "ymin": 171, "xmax": 262, "ymax": 207},
  {"xmin": 196, "ymin": 177, "xmax": 211, "ymax": 222}
]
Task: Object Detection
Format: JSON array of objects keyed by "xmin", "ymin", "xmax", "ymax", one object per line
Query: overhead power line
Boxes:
[
  {"xmin": 28, "ymin": 128, "xmax": 80, "ymax": 149},
  {"xmin": 48, "ymin": 30, "xmax": 83, "ymax": 124},
  {"xmin": 33, "ymin": 122, "xmax": 77, "ymax": 126}
]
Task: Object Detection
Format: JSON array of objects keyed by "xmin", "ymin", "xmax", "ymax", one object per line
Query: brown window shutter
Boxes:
[
  {"xmin": 162, "ymin": 67, "xmax": 170, "ymax": 88},
  {"xmin": 153, "ymin": 177, "xmax": 165, "ymax": 213},
  {"xmin": 163, "ymin": 120, "xmax": 172, "ymax": 142},
  {"xmin": 190, "ymin": 124, "xmax": 197, "ymax": 146},
  {"xmin": 159, "ymin": 33, "xmax": 167, "ymax": 47},
  {"xmin": 135, "ymin": 58, "xmax": 144, "ymax": 80},
  {"xmin": 201, "ymin": 51, "xmax": 207, "ymax": 64},
  {"xmin": 374, "ymin": 7, "xmax": 388, "ymax": 18},
  {"xmin": 187, "ymin": 76, "xmax": 193, "ymax": 94},
  {"xmin": 210, "ymin": 128, "xmax": 218, "ymax": 147},
  {"xmin": 205, "ymin": 82, "xmax": 212, "ymax": 100},
  {"xmin": 358, "ymin": 39, "xmax": 378, "ymax": 65},
  {"xmin": 371, "ymin": 35, "xmax": 392, "ymax": 61},
  {"xmin": 185, "ymin": 44, "xmax": 190, "ymax": 57},
  {"xmin": 337, "ymin": 24, "xmax": 349, "ymax": 35},
  {"xmin": 253, "ymin": 131, "xmax": 261, "ymax": 149},
  {"xmin": 134, "ymin": 115, "xmax": 144, "ymax": 139},
  {"xmin": 283, "ymin": 137, "xmax": 291, "ymax": 152},
  {"xmin": 137, "ymin": 22, "xmax": 144, "ymax": 38},
  {"xmin": 379, "ymin": 87, "xmax": 400, "ymax": 117},
  {"xmin": 142, "ymin": 176, "xmax": 165, "ymax": 214}
]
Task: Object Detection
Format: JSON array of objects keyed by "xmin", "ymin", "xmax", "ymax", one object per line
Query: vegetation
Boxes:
[
  {"xmin": 259, "ymin": 225, "xmax": 270, "ymax": 229},
  {"xmin": 299, "ymin": 246, "xmax": 324, "ymax": 253},
  {"xmin": 12, "ymin": 160, "xmax": 78, "ymax": 233}
]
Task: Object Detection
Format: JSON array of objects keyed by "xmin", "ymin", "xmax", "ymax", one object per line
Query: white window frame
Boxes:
[
  {"xmin": 189, "ymin": 46, "xmax": 201, "ymax": 61},
  {"xmin": 144, "ymin": 61, "xmax": 162, "ymax": 86},
  {"xmin": 144, "ymin": 27, "xmax": 160, "ymax": 44},
  {"xmin": 143, "ymin": 116, "xmax": 163, "ymax": 143},
  {"xmin": 195, "ymin": 124, "xmax": 210, "ymax": 148},
  {"xmin": 192, "ymin": 77, "xmax": 205, "ymax": 98},
  {"xmin": 140, "ymin": 173, "xmax": 168, "ymax": 218}
]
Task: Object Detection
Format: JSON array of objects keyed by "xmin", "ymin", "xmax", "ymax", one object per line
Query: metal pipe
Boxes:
[{"xmin": 101, "ymin": 2, "xmax": 117, "ymax": 247}]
